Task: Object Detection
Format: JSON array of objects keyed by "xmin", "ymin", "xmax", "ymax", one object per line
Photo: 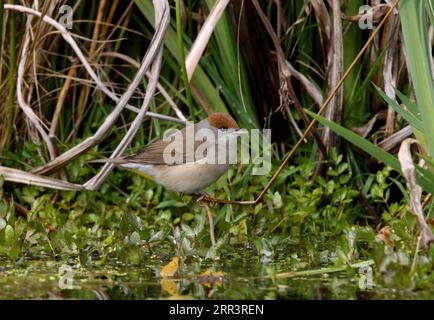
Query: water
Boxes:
[{"xmin": 1, "ymin": 249, "xmax": 432, "ymax": 299}]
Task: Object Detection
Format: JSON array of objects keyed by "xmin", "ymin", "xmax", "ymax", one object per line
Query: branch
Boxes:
[{"xmin": 0, "ymin": 166, "xmax": 83, "ymax": 191}]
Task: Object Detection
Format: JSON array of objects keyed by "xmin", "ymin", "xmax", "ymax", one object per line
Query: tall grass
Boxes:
[
  {"xmin": 0, "ymin": 0, "xmax": 433, "ymax": 197},
  {"xmin": 399, "ymin": 0, "xmax": 434, "ymax": 158}
]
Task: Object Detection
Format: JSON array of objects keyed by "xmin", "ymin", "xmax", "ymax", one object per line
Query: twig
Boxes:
[{"xmin": 201, "ymin": 201, "xmax": 216, "ymax": 247}]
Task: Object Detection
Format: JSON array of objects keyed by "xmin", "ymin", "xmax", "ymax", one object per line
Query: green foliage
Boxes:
[
  {"xmin": 306, "ymin": 109, "xmax": 434, "ymax": 195},
  {"xmin": 1, "ymin": 142, "xmax": 433, "ymax": 298},
  {"xmin": 400, "ymin": 0, "xmax": 434, "ymax": 158},
  {"xmin": 1, "ymin": 0, "xmax": 434, "ymax": 299}
]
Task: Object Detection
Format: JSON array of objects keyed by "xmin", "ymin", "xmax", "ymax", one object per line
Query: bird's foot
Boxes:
[{"xmin": 196, "ymin": 191, "xmax": 210, "ymax": 203}]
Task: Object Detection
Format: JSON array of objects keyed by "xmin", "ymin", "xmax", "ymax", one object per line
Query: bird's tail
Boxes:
[
  {"xmin": 89, "ymin": 158, "xmax": 156, "ymax": 178},
  {"xmin": 119, "ymin": 163, "xmax": 156, "ymax": 178},
  {"xmin": 88, "ymin": 157, "xmax": 127, "ymax": 164}
]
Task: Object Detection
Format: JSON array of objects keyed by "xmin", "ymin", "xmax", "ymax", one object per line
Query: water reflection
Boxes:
[{"xmin": 0, "ymin": 252, "xmax": 433, "ymax": 299}]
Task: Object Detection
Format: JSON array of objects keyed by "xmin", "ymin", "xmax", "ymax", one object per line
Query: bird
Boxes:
[{"xmin": 91, "ymin": 113, "xmax": 242, "ymax": 195}]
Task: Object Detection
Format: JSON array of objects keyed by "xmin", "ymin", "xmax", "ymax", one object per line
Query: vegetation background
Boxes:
[{"xmin": 0, "ymin": 0, "xmax": 433, "ymax": 299}]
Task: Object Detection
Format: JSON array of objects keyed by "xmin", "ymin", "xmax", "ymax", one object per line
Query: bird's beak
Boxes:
[{"xmin": 234, "ymin": 128, "xmax": 248, "ymax": 136}]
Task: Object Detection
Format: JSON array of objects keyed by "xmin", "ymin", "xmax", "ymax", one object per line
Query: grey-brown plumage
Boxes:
[{"xmin": 90, "ymin": 113, "xmax": 240, "ymax": 194}]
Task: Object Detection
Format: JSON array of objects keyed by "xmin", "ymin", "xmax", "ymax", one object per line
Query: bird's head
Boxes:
[{"xmin": 207, "ymin": 112, "xmax": 240, "ymax": 133}]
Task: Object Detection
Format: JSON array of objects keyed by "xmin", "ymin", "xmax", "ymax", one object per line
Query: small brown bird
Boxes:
[{"xmin": 92, "ymin": 113, "xmax": 241, "ymax": 194}]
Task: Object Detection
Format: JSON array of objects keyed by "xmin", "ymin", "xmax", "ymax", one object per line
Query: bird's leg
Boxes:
[
  {"xmin": 196, "ymin": 191, "xmax": 210, "ymax": 203},
  {"xmin": 197, "ymin": 191, "xmax": 255, "ymax": 205}
]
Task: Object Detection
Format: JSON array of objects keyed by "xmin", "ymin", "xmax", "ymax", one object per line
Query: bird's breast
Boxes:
[{"xmin": 153, "ymin": 162, "xmax": 230, "ymax": 194}]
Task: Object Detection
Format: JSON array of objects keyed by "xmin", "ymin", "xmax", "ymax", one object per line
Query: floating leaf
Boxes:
[
  {"xmin": 160, "ymin": 256, "xmax": 179, "ymax": 278},
  {"xmin": 197, "ymin": 269, "xmax": 224, "ymax": 288},
  {"xmin": 161, "ymin": 278, "xmax": 178, "ymax": 296}
]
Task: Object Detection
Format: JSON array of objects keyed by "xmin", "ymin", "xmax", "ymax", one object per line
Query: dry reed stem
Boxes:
[
  {"xmin": 4, "ymin": 4, "xmax": 182, "ymax": 123},
  {"xmin": 0, "ymin": 1, "xmax": 170, "ymax": 190},
  {"xmin": 100, "ymin": 51, "xmax": 187, "ymax": 122},
  {"xmin": 321, "ymin": 0, "xmax": 343, "ymax": 153},
  {"xmin": 17, "ymin": 9, "xmax": 57, "ymax": 159},
  {"xmin": 309, "ymin": 0, "xmax": 331, "ymax": 52},
  {"xmin": 201, "ymin": 201, "xmax": 216, "ymax": 247},
  {"xmin": 378, "ymin": 125, "xmax": 413, "ymax": 152},
  {"xmin": 0, "ymin": 166, "xmax": 84, "ymax": 190},
  {"xmin": 186, "ymin": 0, "xmax": 230, "ymax": 82},
  {"xmin": 398, "ymin": 139, "xmax": 434, "ymax": 248},
  {"xmin": 49, "ymin": 61, "xmax": 77, "ymax": 139},
  {"xmin": 382, "ymin": 10, "xmax": 400, "ymax": 137},
  {"xmin": 84, "ymin": 46, "xmax": 166, "ymax": 190}
]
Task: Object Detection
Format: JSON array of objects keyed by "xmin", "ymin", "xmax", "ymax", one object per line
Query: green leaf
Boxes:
[
  {"xmin": 306, "ymin": 110, "xmax": 401, "ymax": 171},
  {"xmin": 155, "ymin": 200, "xmax": 187, "ymax": 209},
  {"xmin": 182, "ymin": 224, "xmax": 196, "ymax": 238},
  {"xmin": 394, "ymin": 88, "xmax": 419, "ymax": 118},
  {"xmin": 400, "ymin": 0, "xmax": 434, "ymax": 157},
  {"xmin": 4, "ymin": 225, "xmax": 15, "ymax": 244},
  {"xmin": 375, "ymin": 85, "xmax": 423, "ymax": 132},
  {"xmin": 134, "ymin": 0, "xmax": 228, "ymax": 114},
  {"xmin": 305, "ymin": 109, "xmax": 434, "ymax": 194}
]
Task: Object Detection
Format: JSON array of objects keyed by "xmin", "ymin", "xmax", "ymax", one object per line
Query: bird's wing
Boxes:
[
  {"xmin": 124, "ymin": 138, "xmax": 175, "ymax": 165},
  {"xmin": 124, "ymin": 126, "xmax": 210, "ymax": 165}
]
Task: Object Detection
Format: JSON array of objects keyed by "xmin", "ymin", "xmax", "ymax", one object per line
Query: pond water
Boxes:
[{"xmin": 1, "ymin": 248, "xmax": 432, "ymax": 299}]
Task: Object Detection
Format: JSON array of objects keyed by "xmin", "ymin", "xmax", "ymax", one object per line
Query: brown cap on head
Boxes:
[{"xmin": 207, "ymin": 112, "xmax": 239, "ymax": 130}]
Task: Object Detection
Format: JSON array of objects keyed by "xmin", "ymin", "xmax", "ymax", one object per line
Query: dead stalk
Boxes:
[
  {"xmin": 4, "ymin": 4, "xmax": 182, "ymax": 123},
  {"xmin": 0, "ymin": 1, "xmax": 171, "ymax": 190},
  {"xmin": 201, "ymin": 201, "xmax": 216, "ymax": 247},
  {"xmin": 186, "ymin": 0, "xmax": 230, "ymax": 82}
]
